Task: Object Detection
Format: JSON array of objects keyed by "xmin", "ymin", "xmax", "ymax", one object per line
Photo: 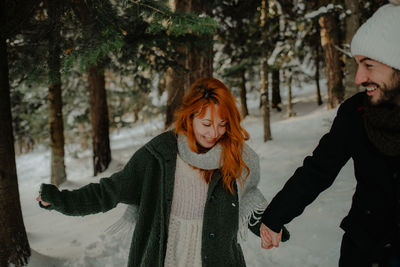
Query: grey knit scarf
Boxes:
[{"xmin": 177, "ymin": 134, "xmax": 222, "ymax": 170}]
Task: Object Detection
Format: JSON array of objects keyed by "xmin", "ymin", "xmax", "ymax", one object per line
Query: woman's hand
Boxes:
[{"xmin": 36, "ymin": 195, "xmax": 51, "ymax": 207}]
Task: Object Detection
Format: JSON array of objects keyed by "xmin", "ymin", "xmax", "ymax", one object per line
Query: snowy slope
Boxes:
[{"xmin": 17, "ymin": 87, "xmax": 356, "ymax": 267}]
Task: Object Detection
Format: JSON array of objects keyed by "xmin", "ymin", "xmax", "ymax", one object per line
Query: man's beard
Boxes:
[
  {"xmin": 380, "ymin": 83, "xmax": 400, "ymax": 105},
  {"xmin": 363, "ymin": 70, "xmax": 400, "ymax": 106}
]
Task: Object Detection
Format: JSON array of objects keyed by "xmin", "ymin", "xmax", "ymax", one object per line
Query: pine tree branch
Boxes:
[{"xmin": 129, "ymin": 0, "xmax": 168, "ymax": 16}]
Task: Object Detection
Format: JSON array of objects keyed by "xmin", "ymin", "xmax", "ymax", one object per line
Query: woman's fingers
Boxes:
[
  {"xmin": 260, "ymin": 223, "xmax": 273, "ymax": 249},
  {"xmin": 36, "ymin": 195, "xmax": 51, "ymax": 206},
  {"xmin": 260, "ymin": 223, "xmax": 282, "ymax": 249}
]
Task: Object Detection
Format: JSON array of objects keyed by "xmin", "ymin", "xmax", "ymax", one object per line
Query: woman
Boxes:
[{"xmin": 37, "ymin": 77, "xmax": 269, "ymax": 267}]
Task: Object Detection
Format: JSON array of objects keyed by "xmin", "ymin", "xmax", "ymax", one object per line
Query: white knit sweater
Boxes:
[{"xmin": 164, "ymin": 154, "xmax": 208, "ymax": 267}]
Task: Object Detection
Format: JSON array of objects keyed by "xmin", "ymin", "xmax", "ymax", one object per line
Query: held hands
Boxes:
[
  {"xmin": 260, "ymin": 223, "xmax": 282, "ymax": 249},
  {"xmin": 36, "ymin": 195, "xmax": 51, "ymax": 207}
]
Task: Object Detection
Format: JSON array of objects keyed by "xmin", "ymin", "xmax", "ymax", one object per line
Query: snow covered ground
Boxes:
[{"xmin": 17, "ymin": 84, "xmax": 356, "ymax": 267}]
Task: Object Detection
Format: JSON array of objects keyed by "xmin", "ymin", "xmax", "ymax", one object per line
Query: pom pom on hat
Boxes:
[{"xmin": 351, "ymin": 1, "xmax": 400, "ymax": 70}]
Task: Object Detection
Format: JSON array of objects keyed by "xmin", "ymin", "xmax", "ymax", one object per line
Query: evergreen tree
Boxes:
[
  {"xmin": 0, "ymin": 0, "xmax": 37, "ymax": 265},
  {"xmin": 8, "ymin": 0, "xmax": 217, "ymax": 176},
  {"xmin": 70, "ymin": 0, "xmax": 113, "ymax": 176},
  {"xmin": 48, "ymin": 0, "xmax": 67, "ymax": 185},
  {"xmin": 213, "ymin": 0, "xmax": 261, "ymax": 118},
  {"xmin": 165, "ymin": 0, "xmax": 215, "ymax": 127}
]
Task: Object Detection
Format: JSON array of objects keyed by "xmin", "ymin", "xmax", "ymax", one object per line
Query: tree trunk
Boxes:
[
  {"xmin": 180, "ymin": 0, "xmax": 213, "ymax": 89},
  {"xmin": 0, "ymin": 4, "xmax": 31, "ymax": 263},
  {"xmin": 239, "ymin": 69, "xmax": 249, "ymax": 118},
  {"xmin": 165, "ymin": 66, "xmax": 185, "ymax": 128},
  {"xmin": 165, "ymin": 0, "xmax": 213, "ymax": 128},
  {"xmin": 344, "ymin": 0, "xmax": 360, "ymax": 98},
  {"xmin": 48, "ymin": 0, "xmax": 66, "ymax": 186},
  {"xmin": 271, "ymin": 69, "xmax": 282, "ymax": 111},
  {"xmin": 315, "ymin": 42, "xmax": 323, "ymax": 105},
  {"xmin": 260, "ymin": 0, "xmax": 272, "ymax": 142},
  {"xmin": 285, "ymin": 70, "xmax": 296, "ymax": 117},
  {"xmin": 88, "ymin": 65, "xmax": 111, "ymax": 176},
  {"xmin": 186, "ymin": 46, "xmax": 213, "ymax": 89},
  {"xmin": 319, "ymin": 9, "xmax": 344, "ymax": 109},
  {"xmin": 78, "ymin": 123, "xmax": 89, "ymax": 151},
  {"xmin": 261, "ymin": 56, "xmax": 272, "ymax": 141},
  {"xmin": 172, "ymin": 0, "xmax": 213, "ymax": 86},
  {"xmin": 184, "ymin": 0, "xmax": 214, "ymax": 88}
]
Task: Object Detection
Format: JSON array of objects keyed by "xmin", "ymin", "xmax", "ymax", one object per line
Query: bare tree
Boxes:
[
  {"xmin": 315, "ymin": 41, "xmax": 323, "ymax": 105},
  {"xmin": 318, "ymin": 1, "xmax": 344, "ymax": 109},
  {"xmin": 344, "ymin": 0, "xmax": 360, "ymax": 98},
  {"xmin": 272, "ymin": 69, "xmax": 282, "ymax": 111},
  {"xmin": 260, "ymin": 0, "xmax": 272, "ymax": 141},
  {"xmin": 284, "ymin": 69, "xmax": 296, "ymax": 117},
  {"xmin": 239, "ymin": 69, "xmax": 249, "ymax": 118}
]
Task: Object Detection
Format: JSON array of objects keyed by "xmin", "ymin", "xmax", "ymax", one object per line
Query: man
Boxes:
[{"xmin": 260, "ymin": 1, "xmax": 400, "ymax": 266}]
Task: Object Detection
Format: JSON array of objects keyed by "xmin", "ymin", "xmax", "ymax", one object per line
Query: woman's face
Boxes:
[{"xmin": 192, "ymin": 105, "xmax": 226, "ymax": 149}]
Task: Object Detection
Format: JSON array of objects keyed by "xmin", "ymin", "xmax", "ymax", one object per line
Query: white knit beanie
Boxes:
[{"xmin": 351, "ymin": 0, "xmax": 400, "ymax": 70}]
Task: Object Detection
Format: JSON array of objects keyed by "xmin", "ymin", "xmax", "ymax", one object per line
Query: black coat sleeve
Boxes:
[
  {"xmin": 39, "ymin": 146, "xmax": 151, "ymax": 216},
  {"xmin": 261, "ymin": 103, "xmax": 352, "ymax": 233}
]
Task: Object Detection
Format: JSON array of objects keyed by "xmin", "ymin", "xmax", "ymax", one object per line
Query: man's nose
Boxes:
[{"xmin": 354, "ymin": 66, "xmax": 368, "ymax": 85}]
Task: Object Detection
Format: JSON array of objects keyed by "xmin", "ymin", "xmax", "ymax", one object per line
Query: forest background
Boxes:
[{"xmin": 0, "ymin": 0, "xmax": 387, "ymax": 266}]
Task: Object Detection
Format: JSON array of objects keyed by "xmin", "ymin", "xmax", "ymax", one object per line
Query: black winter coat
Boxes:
[{"xmin": 262, "ymin": 92, "xmax": 400, "ymax": 254}]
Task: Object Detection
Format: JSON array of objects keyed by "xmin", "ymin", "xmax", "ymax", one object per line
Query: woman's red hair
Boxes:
[{"xmin": 174, "ymin": 77, "xmax": 250, "ymax": 194}]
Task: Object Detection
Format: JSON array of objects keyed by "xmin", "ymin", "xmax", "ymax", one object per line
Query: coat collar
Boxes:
[{"xmin": 144, "ymin": 130, "xmax": 178, "ymax": 162}]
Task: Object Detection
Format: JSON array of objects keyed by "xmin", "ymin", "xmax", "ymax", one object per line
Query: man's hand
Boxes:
[{"xmin": 260, "ymin": 223, "xmax": 282, "ymax": 249}]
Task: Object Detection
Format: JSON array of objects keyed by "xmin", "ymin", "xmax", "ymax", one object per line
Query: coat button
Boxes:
[
  {"xmin": 209, "ymin": 233, "xmax": 215, "ymax": 239},
  {"xmin": 365, "ymin": 210, "xmax": 372, "ymax": 215},
  {"xmin": 210, "ymin": 195, "xmax": 215, "ymax": 202},
  {"xmin": 394, "ymin": 172, "xmax": 398, "ymax": 179}
]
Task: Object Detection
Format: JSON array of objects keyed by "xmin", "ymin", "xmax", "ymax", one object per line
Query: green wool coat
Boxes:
[{"xmin": 40, "ymin": 131, "xmax": 253, "ymax": 267}]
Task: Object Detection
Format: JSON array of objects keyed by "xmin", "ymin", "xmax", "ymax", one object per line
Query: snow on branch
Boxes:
[{"xmin": 305, "ymin": 4, "xmax": 343, "ymax": 19}]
